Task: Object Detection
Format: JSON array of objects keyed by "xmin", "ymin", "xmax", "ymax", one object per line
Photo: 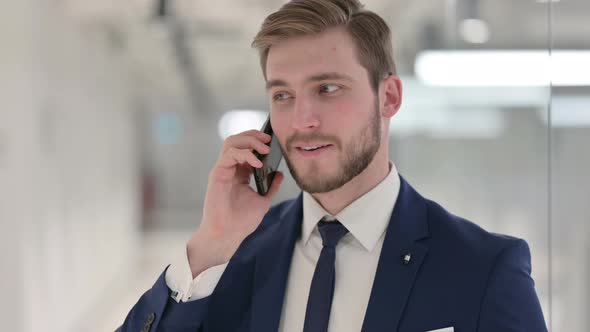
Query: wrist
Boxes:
[{"xmin": 186, "ymin": 229, "xmax": 232, "ymax": 278}]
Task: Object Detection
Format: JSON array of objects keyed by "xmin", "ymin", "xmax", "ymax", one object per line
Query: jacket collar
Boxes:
[{"xmin": 249, "ymin": 175, "xmax": 430, "ymax": 332}]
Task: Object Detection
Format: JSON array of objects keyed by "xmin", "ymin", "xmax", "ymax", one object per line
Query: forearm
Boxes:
[{"xmin": 116, "ymin": 266, "xmax": 211, "ymax": 332}]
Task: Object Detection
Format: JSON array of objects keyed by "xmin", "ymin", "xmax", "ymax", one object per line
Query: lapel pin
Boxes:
[{"xmin": 402, "ymin": 253, "xmax": 412, "ymax": 265}]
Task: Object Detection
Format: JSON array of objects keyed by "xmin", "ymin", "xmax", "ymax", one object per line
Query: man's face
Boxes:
[{"xmin": 265, "ymin": 27, "xmax": 382, "ymax": 193}]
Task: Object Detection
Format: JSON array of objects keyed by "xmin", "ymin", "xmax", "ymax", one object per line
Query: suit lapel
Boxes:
[
  {"xmin": 248, "ymin": 176, "xmax": 430, "ymax": 332},
  {"xmin": 361, "ymin": 176, "xmax": 430, "ymax": 332},
  {"xmin": 249, "ymin": 194, "xmax": 303, "ymax": 332}
]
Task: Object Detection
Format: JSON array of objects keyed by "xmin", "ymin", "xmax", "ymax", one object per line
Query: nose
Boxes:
[{"xmin": 291, "ymin": 96, "xmax": 320, "ymax": 131}]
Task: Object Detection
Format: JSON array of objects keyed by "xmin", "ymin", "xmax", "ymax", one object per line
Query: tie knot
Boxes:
[{"xmin": 317, "ymin": 219, "xmax": 349, "ymax": 248}]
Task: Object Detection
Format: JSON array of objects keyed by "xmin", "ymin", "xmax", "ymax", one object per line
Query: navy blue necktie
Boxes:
[{"xmin": 303, "ymin": 219, "xmax": 349, "ymax": 332}]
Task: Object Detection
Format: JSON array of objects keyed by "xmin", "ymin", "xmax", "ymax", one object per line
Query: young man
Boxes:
[{"xmin": 118, "ymin": 1, "xmax": 547, "ymax": 331}]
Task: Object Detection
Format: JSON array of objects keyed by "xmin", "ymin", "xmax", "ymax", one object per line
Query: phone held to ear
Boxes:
[{"xmin": 253, "ymin": 116, "xmax": 284, "ymax": 196}]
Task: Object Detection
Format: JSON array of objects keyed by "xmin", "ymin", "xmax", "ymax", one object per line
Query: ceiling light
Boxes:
[
  {"xmin": 415, "ymin": 50, "xmax": 590, "ymax": 86},
  {"xmin": 218, "ymin": 110, "xmax": 268, "ymax": 140},
  {"xmin": 459, "ymin": 19, "xmax": 490, "ymax": 44}
]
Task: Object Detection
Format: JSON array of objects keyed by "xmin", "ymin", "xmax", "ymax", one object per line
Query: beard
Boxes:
[{"xmin": 281, "ymin": 98, "xmax": 382, "ymax": 194}]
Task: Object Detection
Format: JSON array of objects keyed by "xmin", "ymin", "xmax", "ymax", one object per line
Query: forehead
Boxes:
[{"xmin": 265, "ymin": 27, "xmax": 366, "ymax": 83}]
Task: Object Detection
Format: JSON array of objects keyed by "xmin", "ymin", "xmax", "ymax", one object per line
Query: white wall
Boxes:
[{"xmin": 0, "ymin": 1, "xmax": 140, "ymax": 331}]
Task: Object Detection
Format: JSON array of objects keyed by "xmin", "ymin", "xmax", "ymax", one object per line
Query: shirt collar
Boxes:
[{"xmin": 301, "ymin": 161, "xmax": 401, "ymax": 252}]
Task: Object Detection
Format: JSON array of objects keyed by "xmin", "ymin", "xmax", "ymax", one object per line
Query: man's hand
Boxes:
[{"xmin": 186, "ymin": 129, "xmax": 284, "ymax": 278}]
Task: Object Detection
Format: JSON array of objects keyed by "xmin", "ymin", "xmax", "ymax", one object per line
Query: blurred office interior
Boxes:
[{"xmin": 1, "ymin": 0, "xmax": 588, "ymax": 331}]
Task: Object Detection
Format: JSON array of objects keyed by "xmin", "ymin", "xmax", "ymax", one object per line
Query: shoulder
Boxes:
[
  {"xmin": 407, "ymin": 185, "xmax": 545, "ymax": 328},
  {"xmin": 422, "ymin": 198, "xmax": 531, "ymax": 277},
  {"xmin": 261, "ymin": 198, "xmax": 299, "ymax": 227},
  {"xmin": 231, "ymin": 196, "xmax": 300, "ymax": 257}
]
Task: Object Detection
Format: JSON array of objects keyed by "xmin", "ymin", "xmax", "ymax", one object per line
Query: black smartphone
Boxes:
[{"xmin": 253, "ymin": 115, "xmax": 283, "ymax": 196}]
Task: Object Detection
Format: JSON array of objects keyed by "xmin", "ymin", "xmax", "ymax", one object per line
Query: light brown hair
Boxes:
[{"xmin": 252, "ymin": 0, "xmax": 396, "ymax": 92}]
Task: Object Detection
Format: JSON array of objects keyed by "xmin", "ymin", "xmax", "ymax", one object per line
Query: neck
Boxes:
[{"xmin": 310, "ymin": 153, "xmax": 391, "ymax": 216}]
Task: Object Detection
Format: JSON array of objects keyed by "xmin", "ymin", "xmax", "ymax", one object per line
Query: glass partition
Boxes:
[{"xmin": 549, "ymin": 0, "xmax": 590, "ymax": 330}]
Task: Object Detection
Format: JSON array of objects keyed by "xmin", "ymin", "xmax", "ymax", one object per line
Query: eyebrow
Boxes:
[{"xmin": 265, "ymin": 72, "xmax": 355, "ymax": 91}]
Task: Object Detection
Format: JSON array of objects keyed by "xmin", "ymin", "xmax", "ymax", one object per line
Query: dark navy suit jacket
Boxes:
[{"xmin": 117, "ymin": 176, "xmax": 547, "ymax": 332}]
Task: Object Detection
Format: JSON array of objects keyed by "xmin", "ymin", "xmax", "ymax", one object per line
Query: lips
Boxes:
[
  {"xmin": 294, "ymin": 144, "xmax": 333, "ymax": 157},
  {"xmin": 295, "ymin": 142, "xmax": 333, "ymax": 149},
  {"xmin": 296, "ymin": 143, "xmax": 332, "ymax": 151}
]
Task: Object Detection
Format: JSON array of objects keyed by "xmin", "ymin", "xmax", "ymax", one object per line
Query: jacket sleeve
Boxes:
[
  {"xmin": 477, "ymin": 239, "xmax": 548, "ymax": 332},
  {"xmin": 115, "ymin": 265, "xmax": 212, "ymax": 332}
]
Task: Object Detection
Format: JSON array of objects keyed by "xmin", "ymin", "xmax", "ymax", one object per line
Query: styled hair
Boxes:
[{"xmin": 252, "ymin": 0, "xmax": 396, "ymax": 92}]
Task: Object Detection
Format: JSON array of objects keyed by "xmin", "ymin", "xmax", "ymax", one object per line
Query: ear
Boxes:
[{"xmin": 380, "ymin": 74, "xmax": 403, "ymax": 119}]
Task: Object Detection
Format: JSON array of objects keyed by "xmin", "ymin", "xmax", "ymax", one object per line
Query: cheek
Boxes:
[
  {"xmin": 269, "ymin": 94, "xmax": 372, "ymax": 133},
  {"xmin": 320, "ymin": 97, "xmax": 369, "ymax": 126},
  {"xmin": 323, "ymin": 90, "xmax": 370, "ymax": 112},
  {"xmin": 330, "ymin": 101, "xmax": 376, "ymax": 138}
]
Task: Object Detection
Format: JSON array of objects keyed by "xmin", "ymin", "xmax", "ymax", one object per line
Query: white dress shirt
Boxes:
[{"xmin": 166, "ymin": 161, "xmax": 401, "ymax": 332}]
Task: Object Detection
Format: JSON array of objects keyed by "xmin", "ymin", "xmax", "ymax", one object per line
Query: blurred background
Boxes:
[{"xmin": 1, "ymin": 0, "xmax": 588, "ymax": 331}]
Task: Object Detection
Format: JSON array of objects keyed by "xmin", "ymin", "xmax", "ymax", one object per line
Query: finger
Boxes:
[
  {"xmin": 239, "ymin": 129, "xmax": 272, "ymax": 140},
  {"xmin": 264, "ymin": 171, "xmax": 284, "ymax": 199},
  {"xmin": 224, "ymin": 135, "xmax": 272, "ymax": 155},
  {"xmin": 218, "ymin": 148, "xmax": 263, "ymax": 169},
  {"xmin": 227, "ymin": 130, "xmax": 272, "ymax": 145}
]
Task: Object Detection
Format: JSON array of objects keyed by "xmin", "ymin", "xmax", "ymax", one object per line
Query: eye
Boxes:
[
  {"xmin": 273, "ymin": 92, "xmax": 292, "ymax": 101},
  {"xmin": 319, "ymin": 84, "xmax": 341, "ymax": 94}
]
